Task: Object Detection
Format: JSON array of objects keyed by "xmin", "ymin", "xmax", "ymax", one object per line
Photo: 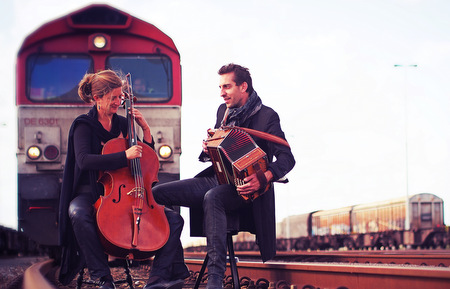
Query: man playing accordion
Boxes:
[{"xmin": 151, "ymin": 63, "xmax": 296, "ymax": 289}]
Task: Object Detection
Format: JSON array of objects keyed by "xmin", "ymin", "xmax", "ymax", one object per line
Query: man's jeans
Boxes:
[
  {"xmin": 149, "ymin": 208, "xmax": 189, "ymax": 281},
  {"xmin": 153, "ymin": 176, "xmax": 247, "ymax": 278}
]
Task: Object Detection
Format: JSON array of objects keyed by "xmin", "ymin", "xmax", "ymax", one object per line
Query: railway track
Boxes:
[
  {"xmin": 22, "ymin": 259, "xmax": 55, "ymax": 289},
  {"xmin": 186, "ymin": 249, "xmax": 450, "ymax": 267},
  {"xmin": 185, "ymin": 257, "xmax": 450, "ymax": 289},
  {"xmin": 15, "ymin": 251, "xmax": 450, "ymax": 289}
]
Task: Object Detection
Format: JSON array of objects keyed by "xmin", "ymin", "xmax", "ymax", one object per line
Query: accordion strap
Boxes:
[
  {"xmin": 254, "ymin": 162, "xmax": 268, "ymax": 193},
  {"xmin": 222, "ymin": 126, "xmax": 290, "ymax": 148}
]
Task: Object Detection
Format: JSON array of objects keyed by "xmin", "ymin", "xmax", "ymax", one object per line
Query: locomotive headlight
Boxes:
[
  {"xmin": 89, "ymin": 33, "xmax": 111, "ymax": 51},
  {"xmin": 27, "ymin": 146, "xmax": 41, "ymax": 160},
  {"xmin": 93, "ymin": 35, "xmax": 107, "ymax": 49},
  {"xmin": 44, "ymin": 145, "xmax": 59, "ymax": 160},
  {"xmin": 158, "ymin": 145, "xmax": 173, "ymax": 159}
]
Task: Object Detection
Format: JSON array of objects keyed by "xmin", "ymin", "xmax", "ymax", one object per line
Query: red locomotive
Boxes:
[{"xmin": 16, "ymin": 4, "xmax": 182, "ymax": 251}]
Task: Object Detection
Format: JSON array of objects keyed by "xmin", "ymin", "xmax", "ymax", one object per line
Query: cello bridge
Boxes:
[{"xmin": 127, "ymin": 187, "xmax": 146, "ymax": 198}]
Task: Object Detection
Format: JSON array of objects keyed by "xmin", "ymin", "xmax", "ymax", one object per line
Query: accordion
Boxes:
[{"xmin": 206, "ymin": 128, "xmax": 269, "ymax": 201}]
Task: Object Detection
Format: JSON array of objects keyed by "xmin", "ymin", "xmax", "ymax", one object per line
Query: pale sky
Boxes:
[{"xmin": 1, "ymin": 0, "xmax": 449, "ymax": 245}]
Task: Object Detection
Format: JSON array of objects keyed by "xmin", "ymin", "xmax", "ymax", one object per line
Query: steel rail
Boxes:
[
  {"xmin": 23, "ymin": 259, "xmax": 57, "ymax": 289},
  {"xmin": 185, "ymin": 250, "xmax": 450, "ymax": 267},
  {"xmin": 185, "ymin": 258, "xmax": 450, "ymax": 289}
]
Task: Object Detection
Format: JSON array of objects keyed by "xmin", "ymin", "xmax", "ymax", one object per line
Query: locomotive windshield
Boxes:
[
  {"xmin": 107, "ymin": 55, "xmax": 173, "ymax": 102},
  {"xmin": 26, "ymin": 54, "xmax": 92, "ymax": 102}
]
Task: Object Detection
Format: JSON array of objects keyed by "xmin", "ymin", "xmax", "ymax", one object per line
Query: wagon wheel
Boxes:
[
  {"xmin": 355, "ymin": 236, "xmax": 364, "ymax": 249},
  {"xmin": 387, "ymin": 237, "xmax": 397, "ymax": 249},
  {"xmin": 343, "ymin": 238, "xmax": 355, "ymax": 250},
  {"xmin": 381, "ymin": 236, "xmax": 396, "ymax": 249},
  {"xmin": 431, "ymin": 232, "xmax": 445, "ymax": 249},
  {"xmin": 309, "ymin": 239, "xmax": 319, "ymax": 250},
  {"xmin": 294, "ymin": 238, "xmax": 309, "ymax": 251}
]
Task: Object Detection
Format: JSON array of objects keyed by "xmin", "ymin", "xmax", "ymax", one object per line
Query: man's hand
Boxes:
[
  {"xmin": 202, "ymin": 139, "xmax": 209, "ymax": 155},
  {"xmin": 236, "ymin": 174, "xmax": 260, "ymax": 196},
  {"xmin": 236, "ymin": 170, "xmax": 273, "ymax": 196},
  {"xmin": 202, "ymin": 128, "xmax": 216, "ymax": 155}
]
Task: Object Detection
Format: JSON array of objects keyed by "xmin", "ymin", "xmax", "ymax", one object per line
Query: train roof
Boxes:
[
  {"xmin": 18, "ymin": 4, "xmax": 179, "ymax": 56},
  {"xmin": 312, "ymin": 206, "xmax": 353, "ymax": 217},
  {"xmin": 352, "ymin": 193, "xmax": 443, "ymax": 211},
  {"xmin": 409, "ymin": 193, "xmax": 443, "ymax": 203},
  {"xmin": 304, "ymin": 193, "xmax": 444, "ymax": 217}
]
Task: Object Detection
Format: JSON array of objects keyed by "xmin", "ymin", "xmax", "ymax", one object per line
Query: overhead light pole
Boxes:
[{"xmin": 394, "ymin": 64, "xmax": 417, "ymax": 231}]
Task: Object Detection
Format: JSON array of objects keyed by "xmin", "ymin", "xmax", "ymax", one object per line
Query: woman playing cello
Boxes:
[{"xmin": 58, "ymin": 70, "xmax": 189, "ymax": 289}]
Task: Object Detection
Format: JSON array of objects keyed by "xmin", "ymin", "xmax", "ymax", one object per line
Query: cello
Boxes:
[{"xmin": 94, "ymin": 74, "xmax": 169, "ymax": 260}]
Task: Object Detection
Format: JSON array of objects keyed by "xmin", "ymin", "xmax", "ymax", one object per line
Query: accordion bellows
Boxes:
[{"xmin": 206, "ymin": 128, "xmax": 269, "ymax": 201}]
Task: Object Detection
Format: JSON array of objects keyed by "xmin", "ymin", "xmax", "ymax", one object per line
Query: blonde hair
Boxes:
[{"xmin": 78, "ymin": 70, "xmax": 123, "ymax": 103}]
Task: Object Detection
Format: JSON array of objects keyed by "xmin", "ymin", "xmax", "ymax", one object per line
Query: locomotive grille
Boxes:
[{"xmin": 70, "ymin": 6, "xmax": 129, "ymax": 26}]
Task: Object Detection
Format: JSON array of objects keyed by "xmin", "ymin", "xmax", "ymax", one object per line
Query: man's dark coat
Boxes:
[{"xmin": 192, "ymin": 103, "xmax": 295, "ymax": 262}]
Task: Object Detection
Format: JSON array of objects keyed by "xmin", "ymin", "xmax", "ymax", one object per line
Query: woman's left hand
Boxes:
[
  {"xmin": 129, "ymin": 107, "xmax": 152, "ymax": 142},
  {"xmin": 130, "ymin": 108, "xmax": 149, "ymax": 130}
]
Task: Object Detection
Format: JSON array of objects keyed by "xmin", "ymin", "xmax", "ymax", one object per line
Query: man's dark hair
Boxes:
[{"xmin": 218, "ymin": 63, "xmax": 253, "ymax": 94}]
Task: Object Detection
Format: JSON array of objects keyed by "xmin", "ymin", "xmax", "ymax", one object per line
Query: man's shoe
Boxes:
[
  {"xmin": 144, "ymin": 278, "xmax": 184, "ymax": 289},
  {"xmin": 99, "ymin": 280, "xmax": 116, "ymax": 289},
  {"xmin": 206, "ymin": 275, "xmax": 223, "ymax": 289}
]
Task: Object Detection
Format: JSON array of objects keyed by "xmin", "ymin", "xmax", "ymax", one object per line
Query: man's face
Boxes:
[
  {"xmin": 219, "ymin": 72, "xmax": 248, "ymax": 108},
  {"xmin": 134, "ymin": 79, "xmax": 146, "ymax": 93}
]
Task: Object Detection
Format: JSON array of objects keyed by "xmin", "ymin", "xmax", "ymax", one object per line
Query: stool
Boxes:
[
  {"xmin": 76, "ymin": 259, "xmax": 134, "ymax": 289},
  {"xmin": 191, "ymin": 210, "xmax": 240, "ymax": 289}
]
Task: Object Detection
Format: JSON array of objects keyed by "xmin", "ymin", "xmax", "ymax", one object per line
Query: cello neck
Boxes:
[
  {"xmin": 125, "ymin": 74, "xmax": 138, "ymax": 148},
  {"xmin": 124, "ymin": 74, "xmax": 141, "ymax": 178},
  {"xmin": 124, "ymin": 97, "xmax": 138, "ymax": 148}
]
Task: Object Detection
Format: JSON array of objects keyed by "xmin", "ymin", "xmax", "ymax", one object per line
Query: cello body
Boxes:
[
  {"xmin": 94, "ymin": 74, "xmax": 169, "ymax": 260},
  {"xmin": 95, "ymin": 139, "xmax": 169, "ymax": 260}
]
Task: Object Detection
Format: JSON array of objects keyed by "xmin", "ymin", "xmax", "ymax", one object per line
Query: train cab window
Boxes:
[
  {"xmin": 26, "ymin": 54, "xmax": 92, "ymax": 102},
  {"xmin": 107, "ymin": 55, "xmax": 172, "ymax": 102}
]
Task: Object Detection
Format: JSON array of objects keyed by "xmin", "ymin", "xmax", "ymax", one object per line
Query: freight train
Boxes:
[
  {"xmin": 273, "ymin": 193, "xmax": 448, "ymax": 251},
  {"xmin": 220, "ymin": 193, "xmax": 448, "ymax": 252}
]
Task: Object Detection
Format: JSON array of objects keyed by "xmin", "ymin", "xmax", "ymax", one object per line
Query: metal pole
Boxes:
[{"xmin": 394, "ymin": 64, "xmax": 417, "ymax": 231}]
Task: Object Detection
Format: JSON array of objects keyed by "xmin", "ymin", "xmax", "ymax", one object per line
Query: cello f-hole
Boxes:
[{"xmin": 113, "ymin": 184, "xmax": 126, "ymax": 203}]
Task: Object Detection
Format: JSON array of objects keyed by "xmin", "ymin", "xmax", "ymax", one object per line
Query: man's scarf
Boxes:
[{"xmin": 221, "ymin": 90, "xmax": 262, "ymax": 127}]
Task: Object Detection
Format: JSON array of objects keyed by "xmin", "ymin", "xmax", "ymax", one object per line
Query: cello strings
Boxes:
[
  {"xmin": 126, "ymin": 74, "xmax": 146, "ymax": 215},
  {"xmin": 130, "ymin": 99, "xmax": 144, "ymax": 209}
]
